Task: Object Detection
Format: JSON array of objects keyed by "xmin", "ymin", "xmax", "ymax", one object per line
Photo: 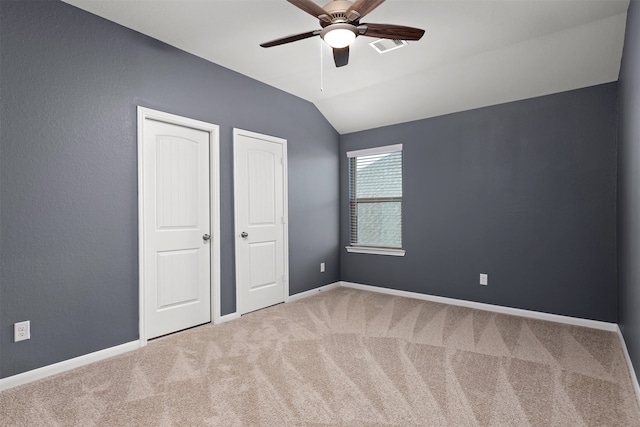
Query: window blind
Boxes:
[{"xmin": 348, "ymin": 145, "xmax": 403, "ymax": 248}]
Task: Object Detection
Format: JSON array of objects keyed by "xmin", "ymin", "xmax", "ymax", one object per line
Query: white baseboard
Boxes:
[
  {"xmin": 216, "ymin": 312, "xmax": 240, "ymax": 324},
  {"xmin": 617, "ymin": 326, "xmax": 640, "ymax": 406},
  {"xmin": 0, "ymin": 340, "xmax": 141, "ymax": 392},
  {"xmin": 339, "ymin": 281, "xmax": 618, "ymax": 331},
  {"xmin": 0, "ymin": 282, "xmax": 622, "ymax": 392},
  {"xmin": 287, "ymin": 282, "xmax": 341, "ymax": 302},
  {"xmin": 1, "ymin": 310, "xmax": 240, "ymax": 391},
  {"xmin": 215, "ymin": 282, "xmax": 341, "ymax": 321}
]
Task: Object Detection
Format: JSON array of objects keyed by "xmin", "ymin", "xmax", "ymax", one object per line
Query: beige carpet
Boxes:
[{"xmin": 1, "ymin": 287, "xmax": 639, "ymax": 426}]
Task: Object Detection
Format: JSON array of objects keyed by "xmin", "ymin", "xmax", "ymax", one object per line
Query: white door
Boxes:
[
  {"xmin": 141, "ymin": 117, "xmax": 211, "ymax": 339},
  {"xmin": 234, "ymin": 129, "xmax": 288, "ymax": 315}
]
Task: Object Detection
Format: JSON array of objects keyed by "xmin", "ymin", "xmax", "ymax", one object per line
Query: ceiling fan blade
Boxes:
[
  {"xmin": 333, "ymin": 46, "xmax": 349, "ymax": 67},
  {"xmin": 358, "ymin": 23, "xmax": 425, "ymax": 41},
  {"xmin": 287, "ymin": 0, "xmax": 328, "ymax": 19},
  {"xmin": 260, "ymin": 30, "xmax": 321, "ymax": 48},
  {"xmin": 346, "ymin": 0, "xmax": 385, "ymax": 21}
]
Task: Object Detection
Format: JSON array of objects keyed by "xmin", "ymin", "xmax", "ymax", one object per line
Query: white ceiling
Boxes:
[{"xmin": 63, "ymin": 0, "xmax": 629, "ymax": 134}]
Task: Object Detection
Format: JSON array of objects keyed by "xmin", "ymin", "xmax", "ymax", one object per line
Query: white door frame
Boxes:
[
  {"xmin": 233, "ymin": 128, "xmax": 290, "ymax": 314},
  {"xmin": 137, "ymin": 106, "xmax": 221, "ymax": 346}
]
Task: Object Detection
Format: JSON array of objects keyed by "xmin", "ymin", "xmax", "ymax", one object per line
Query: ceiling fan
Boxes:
[{"xmin": 260, "ymin": 0, "xmax": 425, "ymax": 67}]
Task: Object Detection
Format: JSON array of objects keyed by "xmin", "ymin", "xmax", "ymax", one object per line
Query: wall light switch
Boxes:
[
  {"xmin": 480, "ymin": 273, "xmax": 488, "ymax": 286},
  {"xmin": 320, "ymin": 262, "xmax": 325, "ymax": 273}
]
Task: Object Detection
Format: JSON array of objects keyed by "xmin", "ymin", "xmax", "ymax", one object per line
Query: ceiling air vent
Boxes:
[{"xmin": 369, "ymin": 39, "xmax": 408, "ymax": 54}]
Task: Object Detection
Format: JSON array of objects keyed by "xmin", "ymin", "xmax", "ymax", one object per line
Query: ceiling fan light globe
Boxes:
[{"xmin": 321, "ymin": 24, "xmax": 357, "ymax": 48}]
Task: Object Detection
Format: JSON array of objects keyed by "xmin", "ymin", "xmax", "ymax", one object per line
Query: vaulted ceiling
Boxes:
[{"xmin": 63, "ymin": 0, "xmax": 629, "ymax": 134}]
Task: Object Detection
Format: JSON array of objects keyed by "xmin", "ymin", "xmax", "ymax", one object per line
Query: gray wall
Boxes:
[
  {"xmin": 0, "ymin": 1, "xmax": 340, "ymax": 378},
  {"xmin": 618, "ymin": 0, "xmax": 640, "ymax": 383},
  {"xmin": 340, "ymin": 83, "xmax": 618, "ymax": 322}
]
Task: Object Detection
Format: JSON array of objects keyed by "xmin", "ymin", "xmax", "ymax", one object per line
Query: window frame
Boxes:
[{"xmin": 346, "ymin": 144, "xmax": 406, "ymax": 257}]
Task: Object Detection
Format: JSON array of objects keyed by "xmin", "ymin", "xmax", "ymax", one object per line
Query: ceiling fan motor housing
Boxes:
[{"xmin": 322, "ymin": 0, "xmax": 355, "ymax": 23}]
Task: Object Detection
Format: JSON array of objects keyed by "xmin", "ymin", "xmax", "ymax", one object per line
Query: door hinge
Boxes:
[
  {"xmin": 280, "ymin": 157, "xmax": 284, "ymax": 166},
  {"xmin": 282, "ymin": 274, "xmax": 287, "ymax": 283},
  {"xmin": 281, "ymin": 216, "xmax": 286, "ymax": 224}
]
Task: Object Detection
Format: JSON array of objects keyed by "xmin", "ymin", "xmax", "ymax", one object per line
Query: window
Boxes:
[{"xmin": 346, "ymin": 144, "xmax": 405, "ymax": 256}]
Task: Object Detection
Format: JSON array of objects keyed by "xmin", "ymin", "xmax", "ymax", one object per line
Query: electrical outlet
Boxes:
[
  {"xmin": 480, "ymin": 273, "xmax": 488, "ymax": 286},
  {"xmin": 14, "ymin": 320, "xmax": 30, "ymax": 342},
  {"xmin": 320, "ymin": 262, "xmax": 325, "ymax": 273}
]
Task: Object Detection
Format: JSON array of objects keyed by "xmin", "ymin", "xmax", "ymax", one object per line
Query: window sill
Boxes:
[{"xmin": 345, "ymin": 246, "xmax": 406, "ymax": 257}]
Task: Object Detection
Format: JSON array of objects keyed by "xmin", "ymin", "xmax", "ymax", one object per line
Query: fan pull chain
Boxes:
[{"xmin": 320, "ymin": 38, "xmax": 324, "ymax": 92}]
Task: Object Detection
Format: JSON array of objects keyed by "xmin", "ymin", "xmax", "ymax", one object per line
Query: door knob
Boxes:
[
  {"xmin": 203, "ymin": 233, "xmax": 211, "ymax": 241},
  {"xmin": 241, "ymin": 232, "xmax": 248, "ymax": 238}
]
